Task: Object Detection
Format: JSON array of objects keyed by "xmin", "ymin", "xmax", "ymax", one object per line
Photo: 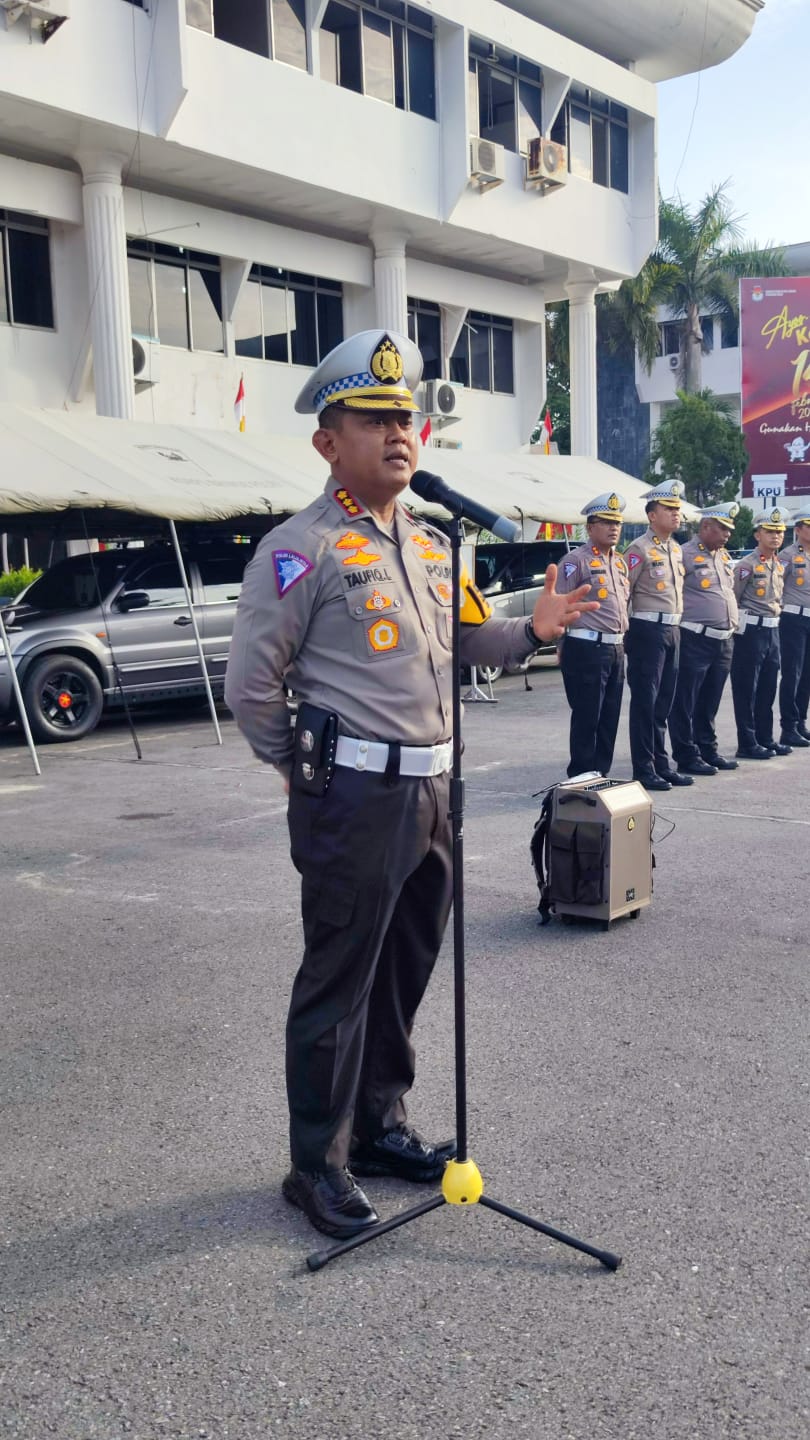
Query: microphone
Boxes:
[{"xmin": 409, "ymin": 469, "xmax": 521, "ymax": 544}]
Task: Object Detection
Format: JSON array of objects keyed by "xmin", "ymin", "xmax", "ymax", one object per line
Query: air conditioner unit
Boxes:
[
  {"xmin": 470, "ymin": 136, "xmax": 505, "ymax": 191},
  {"xmin": 423, "ymin": 379, "xmax": 462, "ymax": 418},
  {"xmin": 1, "ymin": 0, "xmax": 70, "ymax": 40},
  {"xmin": 434, "ymin": 438, "xmax": 463, "ymax": 450},
  {"xmin": 668, "ymin": 354, "xmax": 680, "ymax": 372},
  {"xmin": 525, "ymin": 137, "xmax": 568, "ymax": 192},
  {"xmin": 132, "ymin": 334, "xmax": 160, "ymax": 386}
]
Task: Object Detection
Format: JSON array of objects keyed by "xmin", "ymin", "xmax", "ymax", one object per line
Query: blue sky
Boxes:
[{"xmin": 657, "ymin": 0, "xmax": 810, "ymax": 249}]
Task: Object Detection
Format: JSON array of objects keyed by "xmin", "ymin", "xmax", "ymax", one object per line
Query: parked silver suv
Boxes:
[
  {"xmin": 473, "ymin": 540, "xmax": 567, "ymax": 681},
  {"xmin": 0, "ymin": 541, "xmax": 253, "ymax": 742}
]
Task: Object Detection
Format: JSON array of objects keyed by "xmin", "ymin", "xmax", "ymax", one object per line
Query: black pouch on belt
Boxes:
[{"xmin": 291, "ymin": 702, "xmax": 339, "ymax": 797}]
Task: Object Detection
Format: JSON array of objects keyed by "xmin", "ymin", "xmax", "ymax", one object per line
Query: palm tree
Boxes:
[{"xmin": 608, "ymin": 182, "xmax": 786, "ymax": 391}]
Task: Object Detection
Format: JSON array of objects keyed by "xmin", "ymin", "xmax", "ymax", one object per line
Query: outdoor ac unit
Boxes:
[
  {"xmin": 423, "ymin": 380, "xmax": 462, "ymax": 418},
  {"xmin": 470, "ymin": 136, "xmax": 505, "ymax": 190},
  {"xmin": 132, "ymin": 334, "xmax": 160, "ymax": 386},
  {"xmin": 1, "ymin": 0, "xmax": 70, "ymax": 39},
  {"xmin": 525, "ymin": 137, "xmax": 568, "ymax": 192},
  {"xmin": 668, "ymin": 354, "xmax": 680, "ymax": 371},
  {"xmin": 434, "ymin": 438, "xmax": 463, "ymax": 450}
]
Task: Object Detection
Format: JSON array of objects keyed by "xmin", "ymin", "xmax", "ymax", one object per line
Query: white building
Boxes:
[{"xmin": 0, "ymin": 0, "xmax": 761, "ymax": 469}]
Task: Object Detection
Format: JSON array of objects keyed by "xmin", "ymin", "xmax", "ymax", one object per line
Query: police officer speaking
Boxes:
[
  {"xmin": 224, "ymin": 330, "xmax": 597, "ymax": 1242},
  {"xmin": 777, "ymin": 504, "xmax": 810, "ymax": 748},
  {"xmin": 731, "ymin": 505, "xmax": 790, "ymax": 759},
  {"xmin": 556, "ymin": 491, "xmax": 629, "ymax": 777},
  {"xmin": 624, "ymin": 479, "xmax": 692, "ymax": 792},
  {"xmin": 668, "ymin": 502, "xmax": 740, "ymax": 774}
]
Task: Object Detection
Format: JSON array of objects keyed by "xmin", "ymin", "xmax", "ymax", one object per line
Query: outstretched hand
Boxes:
[{"xmin": 531, "ymin": 562, "xmax": 600, "ymax": 643}]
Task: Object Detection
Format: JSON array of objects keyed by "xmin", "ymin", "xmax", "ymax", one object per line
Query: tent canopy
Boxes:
[{"xmin": 0, "ymin": 404, "xmax": 697, "ymax": 535}]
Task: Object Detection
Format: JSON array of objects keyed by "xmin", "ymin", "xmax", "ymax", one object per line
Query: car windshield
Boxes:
[{"xmin": 21, "ymin": 553, "xmax": 131, "ymax": 611}]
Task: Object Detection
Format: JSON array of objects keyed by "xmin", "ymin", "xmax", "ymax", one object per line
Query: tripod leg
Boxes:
[
  {"xmin": 479, "ymin": 1195, "xmax": 621, "ymax": 1271},
  {"xmin": 306, "ymin": 1193, "xmax": 446, "ymax": 1272}
]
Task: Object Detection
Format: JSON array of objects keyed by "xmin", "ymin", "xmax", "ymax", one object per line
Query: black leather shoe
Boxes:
[
  {"xmin": 798, "ymin": 725, "xmax": 810, "ymax": 741},
  {"xmin": 781, "ymin": 730, "xmax": 810, "ymax": 748},
  {"xmin": 679, "ymin": 758, "xmax": 717, "ymax": 776},
  {"xmin": 736, "ymin": 746, "xmax": 773, "ymax": 760},
  {"xmin": 634, "ymin": 773, "xmax": 671, "ymax": 791},
  {"xmin": 657, "ymin": 769, "xmax": 694, "ymax": 787},
  {"xmin": 350, "ymin": 1124, "xmax": 456, "ymax": 1183},
  {"xmin": 282, "ymin": 1166, "xmax": 379, "ymax": 1239},
  {"xmin": 767, "ymin": 741, "xmax": 792, "ymax": 756},
  {"xmin": 703, "ymin": 754, "xmax": 738, "ymax": 771}
]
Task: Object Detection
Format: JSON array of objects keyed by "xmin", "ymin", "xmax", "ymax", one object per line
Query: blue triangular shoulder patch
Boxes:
[{"xmin": 273, "ymin": 549, "xmax": 313, "ymax": 597}]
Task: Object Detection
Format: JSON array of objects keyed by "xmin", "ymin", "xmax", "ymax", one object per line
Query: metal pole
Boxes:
[
  {"xmin": 0, "ymin": 607, "xmax": 41, "ymax": 777},
  {"xmin": 168, "ymin": 520, "xmax": 222, "ymax": 746}
]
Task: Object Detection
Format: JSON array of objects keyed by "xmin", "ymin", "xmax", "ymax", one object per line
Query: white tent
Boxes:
[{"xmin": 0, "ymin": 404, "xmax": 697, "ymax": 529}]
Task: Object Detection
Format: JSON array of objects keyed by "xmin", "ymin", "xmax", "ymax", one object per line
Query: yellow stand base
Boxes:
[{"xmin": 441, "ymin": 1157, "xmax": 484, "ymax": 1205}]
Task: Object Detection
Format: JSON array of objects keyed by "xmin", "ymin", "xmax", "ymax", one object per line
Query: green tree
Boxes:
[
  {"xmin": 730, "ymin": 504, "xmax": 755, "ymax": 551},
  {"xmin": 647, "ymin": 389, "xmax": 748, "ymax": 507},
  {"xmin": 531, "ymin": 302, "xmax": 570, "ymax": 451}
]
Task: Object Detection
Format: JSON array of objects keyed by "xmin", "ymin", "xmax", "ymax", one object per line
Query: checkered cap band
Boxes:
[{"xmin": 314, "ymin": 371, "xmax": 416, "ymax": 411}]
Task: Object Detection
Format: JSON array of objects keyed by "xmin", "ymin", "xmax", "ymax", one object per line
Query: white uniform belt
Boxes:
[
  {"xmin": 631, "ymin": 611, "xmax": 681, "ymax": 626},
  {"xmin": 739, "ymin": 611, "xmax": 779, "ymax": 629},
  {"xmin": 335, "ymin": 735, "xmax": 453, "ymax": 777},
  {"xmin": 681, "ymin": 620, "xmax": 735, "ymax": 641},
  {"xmin": 782, "ymin": 603, "xmax": 810, "ymax": 617},
  {"xmin": 567, "ymin": 629, "xmax": 624, "ymax": 644}
]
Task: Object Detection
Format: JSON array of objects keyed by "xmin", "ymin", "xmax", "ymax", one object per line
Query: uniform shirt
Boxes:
[
  {"xmin": 732, "ymin": 547, "xmax": 784, "ymax": 617},
  {"xmin": 779, "ymin": 539, "xmax": 810, "ymax": 607},
  {"xmin": 624, "ymin": 528, "xmax": 684, "ymax": 616},
  {"xmin": 225, "ymin": 481, "xmax": 537, "ymax": 770},
  {"xmin": 556, "ymin": 542, "xmax": 629, "ymax": 634},
  {"xmin": 680, "ymin": 536, "xmax": 738, "ymax": 629}
]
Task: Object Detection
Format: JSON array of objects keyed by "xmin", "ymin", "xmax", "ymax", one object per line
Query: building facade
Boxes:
[{"xmin": 0, "ymin": 0, "xmax": 761, "ymax": 464}]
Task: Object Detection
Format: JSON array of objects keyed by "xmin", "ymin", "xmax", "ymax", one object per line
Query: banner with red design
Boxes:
[{"xmin": 740, "ymin": 276, "xmax": 810, "ymax": 503}]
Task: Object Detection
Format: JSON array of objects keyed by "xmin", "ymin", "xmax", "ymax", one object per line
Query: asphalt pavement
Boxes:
[{"xmin": 2, "ymin": 668, "xmax": 808, "ymax": 1440}]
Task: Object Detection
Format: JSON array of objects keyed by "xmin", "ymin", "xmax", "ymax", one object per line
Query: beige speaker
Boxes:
[{"xmin": 548, "ymin": 777, "xmax": 653, "ymax": 929}]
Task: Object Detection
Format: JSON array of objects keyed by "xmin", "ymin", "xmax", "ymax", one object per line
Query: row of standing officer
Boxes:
[{"xmin": 557, "ymin": 483, "xmax": 810, "ymax": 789}]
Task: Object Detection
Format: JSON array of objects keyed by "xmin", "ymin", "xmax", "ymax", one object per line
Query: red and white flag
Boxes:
[
  {"xmin": 542, "ymin": 408, "xmax": 553, "ymax": 455},
  {"xmin": 234, "ymin": 374, "xmax": 246, "ymax": 433},
  {"xmin": 419, "ymin": 415, "xmax": 432, "ymax": 447}
]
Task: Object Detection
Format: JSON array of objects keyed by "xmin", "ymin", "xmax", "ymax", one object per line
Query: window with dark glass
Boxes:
[
  {"xmin": 449, "ymin": 312, "xmax": 514, "ymax": 394},
  {"xmin": 198, "ymin": 554, "xmax": 249, "ymax": 603},
  {"xmin": 702, "ymin": 317, "xmax": 714, "ymax": 351},
  {"xmin": 185, "ymin": 0, "xmax": 307, "ymax": 69},
  {"xmin": 468, "ymin": 39, "xmax": 541, "ymax": 154},
  {"xmin": 406, "ymin": 297, "xmax": 441, "ymax": 381},
  {"xmin": 721, "ymin": 316, "xmax": 739, "ymax": 349},
  {"xmin": 320, "ymin": 0, "xmax": 435, "ymax": 118},
  {"xmin": 123, "ymin": 560, "xmax": 186, "ymax": 609},
  {"xmin": 658, "ymin": 321, "xmax": 681, "ymax": 357},
  {"xmin": 551, "ymin": 86, "xmax": 629, "ymax": 193},
  {"xmin": 126, "ymin": 240, "xmax": 223, "ymax": 352},
  {"xmin": 233, "ymin": 266, "xmax": 343, "ymax": 366},
  {"xmin": 0, "ymin": 211, "xmax": 54, "ymax": 329}
]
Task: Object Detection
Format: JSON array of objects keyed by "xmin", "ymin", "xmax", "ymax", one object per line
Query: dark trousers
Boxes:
[
  {"xmin": 560, "ymin": 636, "xmax": 625, "ymax": 776},
  {"xmin": 669, "ymin": 629, "xmax": 733, "ymax": 766},
  {"xmin": 731, "ymin": 625, "xmax": 780, "ymax": 750},
  {"xmin": 778, "ymin": 613, "xmax": 810, "ymax": 731},
  {"xmin": 286, "ymin": 766, "xmax": 452, "ymax": 1172},
  {"xmin": 625, "ymin": 619, "xmax": 680, "ymax": 779}
]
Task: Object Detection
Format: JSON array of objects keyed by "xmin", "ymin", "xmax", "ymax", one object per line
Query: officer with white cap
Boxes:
[
  {"xmin": 777, "ymin": 504, "xmax": 810, "ymax": 747},
  {"xmin": 623, "ymin": 479, "xmax": 692, "ymax": 791},
  {"xmin": 225, "ymin": 329, "xmax": 597, "ymax": 1242},
  {"xmin": 668, "ymin": 502, "xmax": 740, "ymax": 774},
  {"xmin": 556, "ymin": 492, "xmax": 629, "ymax": 776},
  {"xmin": 731, "ymin": 504, "xmax": 791, "ymax": 759}
]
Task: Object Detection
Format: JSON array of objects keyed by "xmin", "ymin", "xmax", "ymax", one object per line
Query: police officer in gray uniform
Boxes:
[
  {"xmin": 777, "ymin": 505, "xmax": 810, "ymax": 748},
  {"xmin": 624, "ymin": 479, "xmax": 692, "ymax": 792},
  {"xmin": 731, "ymin": 505, "xmax": 790, "ymax": 759},
  {"xmin": 225, "ymin": 330, "xmax": 596, "ymax": 1242},
  {"xmin": 668, "ymin": 502, "xmax": 740, "ymax": 774},
  {"xmin": 556, "ymin": 491, "xmax": 629, "ymax": 777}
]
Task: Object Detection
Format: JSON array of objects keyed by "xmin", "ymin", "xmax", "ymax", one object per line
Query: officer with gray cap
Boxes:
[
  {"xmin": 225, "ymin": 329, "xmax": 597, "ymax": 1242},
  {"xmin": 624, "ymin": 478, "xmax": 692, "ymax": 791},
  {"xmin": 731, "ymin": 504, "xmax": 791, "ymax": 759},
  {"xmin": 556, "ymin": 491, "xmax": 629, "ymax": 776},
  {"xmin": 777, "ymin": 504, "xmax": 810, "ymax": 747},
  {"xmin": 668, "ymin": 502, "xmax": 740, "ymax": 774}
]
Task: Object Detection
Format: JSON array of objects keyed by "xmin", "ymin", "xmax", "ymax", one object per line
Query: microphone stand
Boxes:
[{"xmin": 305, "ymin": 504, "xmax": 621, "ymax": 1274}]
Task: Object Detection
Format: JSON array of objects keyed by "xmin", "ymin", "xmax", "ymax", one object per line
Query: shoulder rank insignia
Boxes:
[
  {"xmin": 273, "ymin": 549, "xmax": 313, "ymax": 597},
  {"xmin": 333, "ymin": 487, "xmax": 364, "ymax": 516}
]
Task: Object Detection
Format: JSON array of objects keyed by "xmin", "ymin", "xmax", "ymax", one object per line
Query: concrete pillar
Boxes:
[
  {"xmin": 78, "ymin": 150, "xmax": 134, "ymax": 419},
  {"xmin": 372, "ymin": 229, "xmax": 409, "ymax": 335},
  {"xmin": 566, "ymin": 274, "xmax": 599, "ymax": 457}
]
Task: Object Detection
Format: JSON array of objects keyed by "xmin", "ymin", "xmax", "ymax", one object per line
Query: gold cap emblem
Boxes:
[
  {"xmin": 371, "ymin": 336, "xmax": 404, "ymax": 385},
  {"xmin": 608, "ymin": 493, "xmax": 620, "ymax": 511}
]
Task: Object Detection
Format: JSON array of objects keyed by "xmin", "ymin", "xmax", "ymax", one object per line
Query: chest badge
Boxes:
[
  {"xmin": 336, "ymin": 531, "xmax": 382, "ymax": 566},
  {"xmin": 368, "ymin": 619, "xmax": 400, "ymax": 652},
  {"xmin": 365, "ymin": 589, "xmax": 392, "ymax": 610}
]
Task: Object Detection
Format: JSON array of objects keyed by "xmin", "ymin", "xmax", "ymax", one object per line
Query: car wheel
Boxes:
[
  {"xmin": 476, "ymin": 664, "xmax": 503, "ymax": 684},
  {"xmin": 22, "ymin": 653, "xmax": 104, "ymax": 743}
]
